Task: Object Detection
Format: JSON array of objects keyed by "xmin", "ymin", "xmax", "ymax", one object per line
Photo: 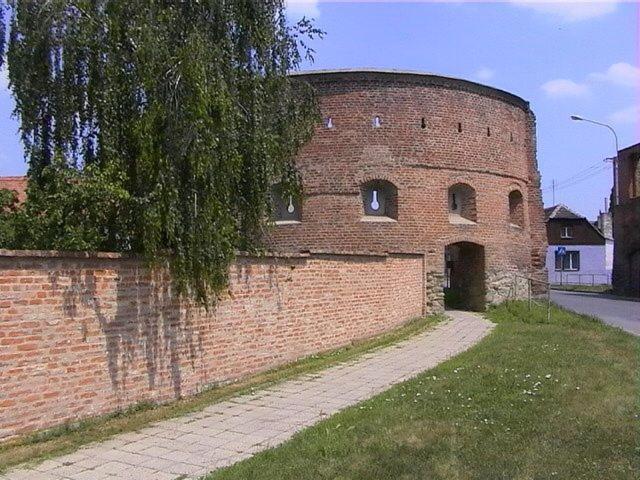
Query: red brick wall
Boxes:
[
  {"xmin": 0, "ymin": 176, "xmax": 27, "ymax": 203},
  {"xmin": 613, "ymin": 144, "xmax": 640, "ymax": 297},
  {"xmin": 268, "ymin": 71, "xmax": 548, "ymax": 300},
  {"xmin": 617, "ymin": 143, "xmax": 639, "ymax": 203},
  {"xmin": 0, "ymin": 249, "xmax": 423, "ymax": 442},
  {"xmin": 612, "ymin": 197, "xmax": 640, "ymax": 297}
]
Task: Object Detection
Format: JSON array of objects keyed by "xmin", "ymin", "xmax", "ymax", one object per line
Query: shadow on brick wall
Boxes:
[{"xmin": 47, "ymin": 261, "xmax": 203, "ymax": 404}]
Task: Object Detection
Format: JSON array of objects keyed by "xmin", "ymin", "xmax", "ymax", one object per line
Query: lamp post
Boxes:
[{"xmin": 570, "ymin": 115, "xmax": 620, "ymax": 206}]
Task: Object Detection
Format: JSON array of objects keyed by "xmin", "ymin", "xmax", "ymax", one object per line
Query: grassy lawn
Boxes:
[
  {"xmin": 551, "ymin": 284, "xmax": 612, "ymax": 294},
  {"xmin": 0, "ymin": 315, "xmax": 441, "ymax": 473},
  {"xmin": 207, "ymin": 302, "xmax": 639, "ymax": 480}
]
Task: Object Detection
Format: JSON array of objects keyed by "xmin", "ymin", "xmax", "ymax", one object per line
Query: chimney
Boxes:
[{"xmin": 597, "ymin": 211, "xmax": 613, "ymax": 239}]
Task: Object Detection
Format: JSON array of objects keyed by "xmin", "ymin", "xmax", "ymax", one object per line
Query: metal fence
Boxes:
[
  {"xmin": 507, "ymin": 274, "xmax": 552, "ymax": 322},
  {"xmin": 551, "ymin": 272, "xmax": 611, "ymax": 286}
]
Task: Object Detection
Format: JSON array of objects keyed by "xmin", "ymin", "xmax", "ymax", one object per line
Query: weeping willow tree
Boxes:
[{"xmin": 0, "ymin": 1, "xmax": 322, "ymax": 304}]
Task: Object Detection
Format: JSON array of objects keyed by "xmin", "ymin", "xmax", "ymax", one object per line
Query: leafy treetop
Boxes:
[{"xmin": 0, "ymin": 0, "xmax": 322, "ymax": 305}]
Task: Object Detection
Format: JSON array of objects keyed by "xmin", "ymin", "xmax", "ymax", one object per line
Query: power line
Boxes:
[
  {"xmin": 542, "ymin": 160, "xmax": 605, "ymax": 191},
  {"xmin": 543, "ymin": 164, "xmax": 610, "ymax": 195},
  {"xmin": 542, "ymin": 159, "xmax": 609, "ymax": 193}
]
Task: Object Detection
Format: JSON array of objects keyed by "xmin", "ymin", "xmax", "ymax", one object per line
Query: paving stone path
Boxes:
[{"xmin": 3, "ymin": 310, "xmax": 493, "ymax": 480}]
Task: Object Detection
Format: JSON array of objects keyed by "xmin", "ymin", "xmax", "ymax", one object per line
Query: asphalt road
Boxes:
[{"xmin": 550, "ymin": 290, "xmax": 640, "ymax": 336}]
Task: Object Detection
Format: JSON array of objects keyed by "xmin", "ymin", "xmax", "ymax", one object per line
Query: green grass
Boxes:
[
  {"xmin": 207, "ymin": 302, "xmax": 639, "ymax": 480},
  {"xmin": 551, "ymin": 284, "xmax": 613, "ymax": 294},
  {"xmin": 0, "ymin": 315, "xmax": 442, "ymax": 473}
]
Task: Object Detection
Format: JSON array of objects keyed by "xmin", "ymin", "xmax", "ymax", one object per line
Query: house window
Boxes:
[
  {"xmin": 560, "ymin": 226, "xmax": 573, "ymax": 238},
  {"xmin": 555, "ymin": 250, "xmax": 580, "ymax": 271},
  {"xmin": 271, "ymin": 184, "xmax": 302, "ymax": 223},
  {"xmin": 508, "ymin": 190, "xmax": 524, "ymax": 227},
  {"xmin": 361, "ymin": 180, "xmax": 398, "ymax": 219},
  {"xmin": 448, "ymin": 183, "xmax": 477, "ymax": 223}
]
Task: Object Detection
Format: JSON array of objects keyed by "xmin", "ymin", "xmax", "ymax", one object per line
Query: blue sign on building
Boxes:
[{"xmin": 556, "ymin": 246, "xmax": 566, "ymax": 256}]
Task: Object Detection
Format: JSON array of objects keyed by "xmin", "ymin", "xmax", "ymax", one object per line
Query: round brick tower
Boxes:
[{"xmin": 267, "ymin": 69, "xmax": 547, "ymax": 312}]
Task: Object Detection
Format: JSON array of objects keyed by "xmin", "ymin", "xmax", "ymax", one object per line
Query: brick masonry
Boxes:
[
  {"xmin": 267, "ymin": 70, "xmax": 548, "ymax": 303},
  {"xmin": 0, "ymin": 70, "xmax": 548, "ymax": 442},
  {"xmin": 0, "ymin": 249, "xmax": 423, "ymax": 442},
  {"xmin": 612, "ymin": 142, "xmax": 640, "ymax": 297},
  {"xmin": 0, "ymin": 176, "xmax": 27, "ymax": 204}
]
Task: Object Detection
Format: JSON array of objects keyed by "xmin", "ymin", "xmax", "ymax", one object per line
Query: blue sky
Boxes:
[{"xmin": 1, "ymin": 1, "xmax": 638, "ymax": 219}]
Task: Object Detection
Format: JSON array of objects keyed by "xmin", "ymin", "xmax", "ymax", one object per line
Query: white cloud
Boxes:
[
  {"xmin": 286, "ymin": 0, "xmax": 320, "ymax": 18},
  {"xmin": 541, "ymin": 78, "xmax": 589, "ymax": 98},
  {"xmin": 589, "ymin": 62, "xmax": 640, "ymax": 88},
  {"xmin": 511, "ymin": 0, "xmax": 618, "ymax": 22},
  {"xmin": 474, "ymin": 67, "xmax": 495, "ymax": 82},
  {"xmin": 608, "ymin": 105, "xmax": 640, "ymax": 124}
]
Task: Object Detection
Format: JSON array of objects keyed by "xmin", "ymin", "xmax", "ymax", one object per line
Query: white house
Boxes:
[{"xmin": 545, "ymin": 204, "xmax": 613, "ymax": 285}]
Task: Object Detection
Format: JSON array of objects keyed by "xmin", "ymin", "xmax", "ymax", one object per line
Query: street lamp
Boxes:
[{"xmin": 570, "ymin": 114, "xmax": 620, "ymax": 206}]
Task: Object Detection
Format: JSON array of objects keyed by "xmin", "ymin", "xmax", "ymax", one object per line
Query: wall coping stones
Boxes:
[{"xmin": 290, "ymin": 68, "xmax": 531, "ymax": 112}]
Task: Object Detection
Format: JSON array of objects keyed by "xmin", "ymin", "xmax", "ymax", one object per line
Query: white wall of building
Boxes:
[
  {"xmin": 546, "ymin": 244, "xmax": 612, "ymax": 285},
  {"xmin": 605, "ymin": 239, "xmax": 614, "ymax": 271}
]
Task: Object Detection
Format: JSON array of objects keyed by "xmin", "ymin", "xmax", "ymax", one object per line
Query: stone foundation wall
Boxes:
[{"xmin": 485, "ymin": 268, "xmax": 531, "ymax": 304}]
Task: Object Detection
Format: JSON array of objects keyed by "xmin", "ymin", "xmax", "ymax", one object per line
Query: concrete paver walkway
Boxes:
[{"xmin": 3, "ymin": 311, "xmax": 493, "ymax": 480}]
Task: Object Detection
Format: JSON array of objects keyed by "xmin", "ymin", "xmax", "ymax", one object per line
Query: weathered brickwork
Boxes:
[
  {"xmin": 612, "ymin": 143, "xmax": 640, "ymax": 297},
  {"xmin": 267, "ymin": 70, "xmax": 548, "ymax": 302},
  {"xmin": 0, "ymin": 176, "xmax": 27, "ymax": 203},
  {"xmin": 0, "ymin": 249, "xmax": 423, "ymax": 441}
]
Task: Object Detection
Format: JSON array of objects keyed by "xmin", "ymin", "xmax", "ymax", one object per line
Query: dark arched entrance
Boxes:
[{"xmin": 444, "ymin": 242, "xmax": 486, "ymax": 311}]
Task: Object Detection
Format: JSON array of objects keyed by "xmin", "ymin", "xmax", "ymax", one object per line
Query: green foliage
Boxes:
[
  {"xmin": 6, "ymin": 158, "xmax": 135, "ymax": 251},
  {"xmin": 0, "ymin": 0, "xmax": 322, "ymax": 303},
  {"xmin": 0, "ymin": 188, "xmax": 19, "ymax": 246}
]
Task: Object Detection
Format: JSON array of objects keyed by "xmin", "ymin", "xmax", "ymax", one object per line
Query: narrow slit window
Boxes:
[
  {"xmin": 487, "ymin": 127, "xmax": 491, "ymax": 137},
  {"xmin": 421, "ymin": 117, "xmax": 426, "ymax": 129},
  {"xmin": 457, "ymin": 122, "xmax": 462, "ymax": 133},
  {"xmin": 373, "ymin": 116, "xmax": 381, "ymax": 128},
  {"xmin": 325, "ymin": 117, "xmax": 333, "ymax": 129}
]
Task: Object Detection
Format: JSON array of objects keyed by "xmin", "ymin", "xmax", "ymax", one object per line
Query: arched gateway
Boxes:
[{"xmin": 444, "ymin": 242, "xmax": 486, "ymax": 311}]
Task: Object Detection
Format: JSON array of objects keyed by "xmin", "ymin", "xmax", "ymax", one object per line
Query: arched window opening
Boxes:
[
  {"xmin": 325, "ymin": 116, "xmax": 333, "ymax": 129},
  {"xmin": 271, "ymin": 184, "xmax": 302, "ymax": 223},
  {"xmin": 448, "ymin": 183, "xmax": 477, "ymax": 224},
  {"xmin": 373, "ymin": 116, "xmax": 381, "ymax": 128},
  {"xmin": 361, "ymin": 180, "xmax": 398, "ymax": 220},
  {"xmin": 508, "ymin": 190, "xmax": 525, "ymax": 227},
  {"xmin": 421, "ymin": 117, "xmax": 427, "ymax": 129}
]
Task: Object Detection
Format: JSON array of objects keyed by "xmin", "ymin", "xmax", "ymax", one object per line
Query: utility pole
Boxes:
[
  {"xmin": 570, "ymin": 115, "xmax": 620, "ymax": 206},
  {"xmin": 552, "ymin": 179, "xmax": 556, "ymax": 205}
]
